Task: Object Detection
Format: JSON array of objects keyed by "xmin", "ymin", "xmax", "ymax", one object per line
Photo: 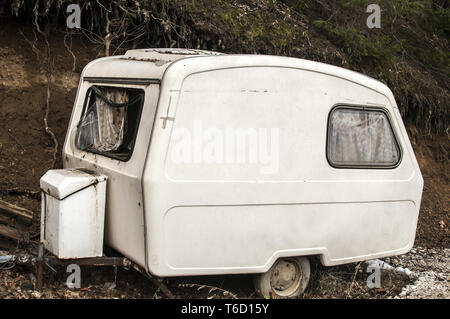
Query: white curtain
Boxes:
[
  {"xmin": 76, "ymin": 87, "xmax": 128, "ymax": 152},
  {"xmin": 328, "ymin": 109, "xmax": 399, "ymax": 166},
  {"xmin": 94, "ymin": 89, "xmax": 128, "ymax": 151}
]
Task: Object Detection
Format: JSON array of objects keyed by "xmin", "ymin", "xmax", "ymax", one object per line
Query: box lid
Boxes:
[{"xmin": 40, "ymin": 168, "xmax": 107, "ymax": 200}]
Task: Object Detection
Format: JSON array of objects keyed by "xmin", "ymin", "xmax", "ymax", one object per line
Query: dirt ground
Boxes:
[{"xmin": 0, "ymin": 20, "xmax": 448, "ymax": 299}]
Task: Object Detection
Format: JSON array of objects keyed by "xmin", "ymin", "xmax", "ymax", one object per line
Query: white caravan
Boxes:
[{"xmin": 41, "ymin": 48, "xmax": 423, "ymax": 298}]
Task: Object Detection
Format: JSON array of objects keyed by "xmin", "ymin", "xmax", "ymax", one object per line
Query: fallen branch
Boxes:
[
  {"xmin": 0, "ymin": 214, "xmax": 14, "ymax": 225},
  {"xmin": 149, "ymin": 277, "xmax": 175, "ymax": 299},
  {"xmin": 0, "ymin": 224, "xmax": 29, "ymax": 242},
  {"xmin": 2, "ymin": 188, "xmax": 40, "ymax": 200},
  {"xmin": 130, "ymin": 263, "xmax": 175, "ymax": 299},
  {"xmin": 346, "ymin": 262, "xmax": 361, "ymax": 297},
  {"xmin": 0, "ymin": 199, "xmax": 34, "ymax": 223},
  {"xmin": 178, "ymin": 283, "xmax": 239, "ymax": 299}
]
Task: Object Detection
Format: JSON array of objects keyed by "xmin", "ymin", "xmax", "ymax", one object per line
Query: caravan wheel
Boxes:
[{"xmin": 254, "ymin": 257, "xmax": 310, "ymax": 298}]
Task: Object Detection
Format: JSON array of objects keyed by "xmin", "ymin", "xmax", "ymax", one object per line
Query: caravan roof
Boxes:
[{"xmin": 82, "ymin": 48, "xmax": 394, "ymax": 103}]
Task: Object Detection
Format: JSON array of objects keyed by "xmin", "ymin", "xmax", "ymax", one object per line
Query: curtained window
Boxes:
[
  {"xmin": 327, "ymin": 107, "xmax": 400, "ymax": 168},
  {"xmin": 75, "ymin": 85, "xmax": 144, "ymax": 161}
]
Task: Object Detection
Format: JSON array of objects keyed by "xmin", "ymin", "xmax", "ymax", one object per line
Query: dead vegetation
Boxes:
[
  {"xmin": 0, "ymin": 199, "xmax": 33, "ymax": 246},
  {"xmin": 303, "ymin": 259, "xmax": 414, "ymax": 299},
  {"xmin": 2, "ymin": 0, "xmax": 448, "ymax": 136},
  {"xmin": 0, "ymin": 248, "xmax": 418, "ymax": 299}
]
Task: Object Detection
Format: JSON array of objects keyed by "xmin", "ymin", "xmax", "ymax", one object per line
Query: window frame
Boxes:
[
  {"xmin": 75, "ymin": 84, "xmax": 145, "ymax": 162},
  {"xmin": 326, "ymin": 104, "xmax": 402, "ymax": 169}
]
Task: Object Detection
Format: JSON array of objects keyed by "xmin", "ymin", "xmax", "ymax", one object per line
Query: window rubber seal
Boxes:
[{"xmin": 325, "ymin": 104, "xmax": 403, "ymax": 169}]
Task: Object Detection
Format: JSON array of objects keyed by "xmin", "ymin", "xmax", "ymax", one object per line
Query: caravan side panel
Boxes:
[{"xmin": 143, "ymin": 57, "xmax": 423, "ymax": 276}]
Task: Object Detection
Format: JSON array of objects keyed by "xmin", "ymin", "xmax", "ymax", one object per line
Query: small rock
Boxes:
[{"xmin": 103, "ymin": 282, "xmax": 116, "ymax": 290}]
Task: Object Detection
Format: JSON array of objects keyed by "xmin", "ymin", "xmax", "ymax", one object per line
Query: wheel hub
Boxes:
[{"xmin": 270, "ymin": 259, "xmax": 302, "ymax": 296}]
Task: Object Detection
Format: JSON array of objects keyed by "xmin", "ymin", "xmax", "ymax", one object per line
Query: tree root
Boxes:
[{"xmin": 33, "ymin": 2, "xmax": 58, "ymax": 169}]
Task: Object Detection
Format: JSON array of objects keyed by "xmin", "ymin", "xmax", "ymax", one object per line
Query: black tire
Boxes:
[{"xmin": 254, "ymin": 256, "xmax": 310, "ymax": 298}]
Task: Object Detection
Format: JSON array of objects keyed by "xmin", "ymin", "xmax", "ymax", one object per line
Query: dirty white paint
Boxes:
[
  {"xmin": 62, "ymin": 50, "xmax": 424, "ymax": 277},
  {"xmin": 40, "ymin": 169, "xmax": 107, "ymax": 259}
]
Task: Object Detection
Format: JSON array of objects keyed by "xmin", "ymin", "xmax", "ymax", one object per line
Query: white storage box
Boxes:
[{"xmin": 40, "ymin": 168, "xmax": 107, "ymax": 259}]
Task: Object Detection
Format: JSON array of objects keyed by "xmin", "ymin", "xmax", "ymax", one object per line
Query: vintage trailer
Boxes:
[{"xmin": 41, "ymin": 48, "xmax": 423, "ymax": 298}]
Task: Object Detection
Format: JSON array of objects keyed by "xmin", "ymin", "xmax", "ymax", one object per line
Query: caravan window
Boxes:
[
  {"xmin": 75, "ymin": 85, "xmax": 144, "ymax": 161},
  {"xmin": 327, "ymin": 106, "xmax": 401, "ymax": 168}
]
